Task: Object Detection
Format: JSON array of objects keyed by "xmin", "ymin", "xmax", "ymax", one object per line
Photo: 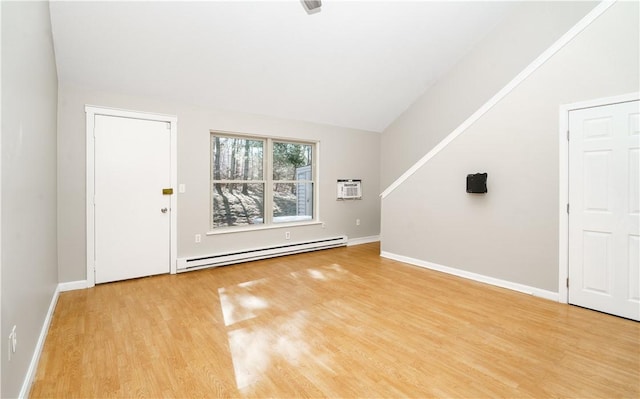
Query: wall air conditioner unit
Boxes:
[{"xmin": 337, "ymin": 179, "xmax": 362, "ymax": 200}]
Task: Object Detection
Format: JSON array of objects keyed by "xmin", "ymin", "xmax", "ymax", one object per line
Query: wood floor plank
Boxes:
[{"xmin": 30, "ymin": 243, "xmax": 639, "ymax": 398}]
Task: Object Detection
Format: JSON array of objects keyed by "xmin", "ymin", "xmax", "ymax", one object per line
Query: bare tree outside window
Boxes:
[
  {"xmin": 211, "ymin": 134, "xmax": 315, "ymax": 229},
  {"xmin": 211, "ymin": 136, "xmax": 264, "ymax": 227},
  {"xmin": 272, "ymin": 142, "xmax": 313, "ymax": 222}
]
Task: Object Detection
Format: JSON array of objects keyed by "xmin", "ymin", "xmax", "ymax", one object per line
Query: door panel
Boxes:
[
  {"xmin": 583, "ymin": 150, "xmax": 610, "ymax": 211},
  {"xmin": 568, "ymin": 100, "xmax": 640, "ymax": 320},
  {"xmin": 629, "ymin": 235, "xmax": 640, "ymax": 302},
  {"xmin": 581, "ymin": 231, "xmax": 612, "ymax": 295},
  {"xmin": 94, "ymin": 115, "xmax": 171, "ymax": 284},
  {"xmin": 630, "ymin": 149, "xmax": 639, "ymax": 213}
]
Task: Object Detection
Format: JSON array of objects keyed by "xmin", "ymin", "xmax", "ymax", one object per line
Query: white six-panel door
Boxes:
[
  {"xmin": 568, "ymin": 100, "xmax": 640, "ymax": 320},
  {"xmin": 94, "ymin": 114, "xmax": 172, "ymax": 284}
]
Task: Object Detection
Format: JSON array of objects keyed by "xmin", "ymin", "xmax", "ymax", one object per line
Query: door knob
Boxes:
[{"xmin": 161, "ymin": 208, "xmax": 168, "ymax": 213}]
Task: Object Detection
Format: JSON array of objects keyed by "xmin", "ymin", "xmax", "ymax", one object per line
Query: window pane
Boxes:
[
  {"xmin": 272, "ymin": 182, "xmax": 313, "ymax": 223},
  {"xmin": 212, "ymin": 136, "xmax": 263, "ymax": 180},
  {"xmin": 212, "ymin": 183, "xmax": 264, "ymax": 227},
  {"xmin": 272, "ymin": 142, "xmax": 312, "ymax": 181}
]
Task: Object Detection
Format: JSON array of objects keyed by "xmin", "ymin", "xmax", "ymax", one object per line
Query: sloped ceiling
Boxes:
[{"xmin": 49, "ymin": 1, "xmax": 517, "ymax": 132}]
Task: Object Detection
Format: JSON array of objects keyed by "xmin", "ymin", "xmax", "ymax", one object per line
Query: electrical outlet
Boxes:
[
  {"xmin": 195, "ymin": 234, "xmax": 201, "ymax": 243},
  {"xmin": 8, "ymin": 325, "xmax": 16, "ymax": 361},
  {"xmin": 179, "ymin": 184, "xmax": 186, "ymax": 193},
  {"xmin": 285, "ymin": 231, "xmax": 291, "ymax": 240},
  {"xmin": 11, "ymin": 326, "xmax": 16, "ymax": 353},
  {"xmin": 322, "ymin": 222, "xmax": 326, "ymax": 229},
  {"xmin": 356, "ymin": 219, "xmax": 361, "ymax": 226}
]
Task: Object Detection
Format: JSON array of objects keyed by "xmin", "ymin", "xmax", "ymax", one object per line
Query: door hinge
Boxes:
[
  {"xmin": 566, "ymin": 203, "xmax": 570, "ymax": 214},
  {"xmin": 567, "ymin": 130, "xmax": 570, "ymax": 141},
  {"xmin": 566, "ymin": 277, "xmax": 569, "ymax": 288}
]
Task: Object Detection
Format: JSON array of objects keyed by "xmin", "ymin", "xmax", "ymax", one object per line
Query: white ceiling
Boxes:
[{"xmin": 49, "ymin": 1, "xmax": 517, "ymax": 133}]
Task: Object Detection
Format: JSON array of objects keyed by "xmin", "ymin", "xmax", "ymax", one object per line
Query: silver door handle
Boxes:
[{"xmin": 161, "ymin": 208, "xmax": 168, "ymax": 213}]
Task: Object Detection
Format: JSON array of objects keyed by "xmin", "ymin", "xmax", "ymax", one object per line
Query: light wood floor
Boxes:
[{"xmin": 31, "ymin": 243, "xmax": 639, "ymax": 398}]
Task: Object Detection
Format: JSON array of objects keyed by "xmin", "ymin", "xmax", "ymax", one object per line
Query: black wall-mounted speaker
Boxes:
[{"xmin": 467, "ymin": 173, "xmax": 488, "ymax": 194}]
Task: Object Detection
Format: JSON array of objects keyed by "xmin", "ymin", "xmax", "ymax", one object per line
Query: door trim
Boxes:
[
  {"xmin": 85, "ymin": 105, "xmax": 178, "ymax": 288},
  {"xmin": 558, "ymin": 92, "xmax": 639, "ymax": 303}
]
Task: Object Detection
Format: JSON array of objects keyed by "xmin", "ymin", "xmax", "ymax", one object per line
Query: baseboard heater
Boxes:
[{"xmin": 176, "ymin": 236, "xmax": 347, "ymax": 272}]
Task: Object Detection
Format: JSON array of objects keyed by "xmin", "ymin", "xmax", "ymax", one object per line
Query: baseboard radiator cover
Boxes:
[{"xmin": 177, "ymin": 236, "xmax": 348, "ymax": 272}]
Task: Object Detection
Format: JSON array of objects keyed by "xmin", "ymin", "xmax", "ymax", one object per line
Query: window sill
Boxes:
[{"xmin": 206, "ymin": 220, "xmax": 324, "ymax": 236}]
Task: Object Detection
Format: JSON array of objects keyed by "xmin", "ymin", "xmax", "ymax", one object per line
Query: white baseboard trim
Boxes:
[
  {"xmin": 58, "ymin": 280, "xmax": 88, "ymax": 292},
  {"xmin": 347, "ymin": 235, "xmax": 380, "ymax": 246},
  {"xmin": 19, "ymin": 284, "xmax": 60, "ymax": 399},
  {"xmin": 380, "ymin": 251, "xmax": 558, "ymax": 302}
]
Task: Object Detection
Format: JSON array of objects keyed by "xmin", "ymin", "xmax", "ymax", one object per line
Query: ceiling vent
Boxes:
[{"xmin": 302, "ymin": 0, "xmax": 322, "ymax": 13}]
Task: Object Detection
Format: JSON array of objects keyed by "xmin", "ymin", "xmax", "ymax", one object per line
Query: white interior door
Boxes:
[
  {"xmin": 568, "ymin": 100, "xmax": 640, "ymax": 320},
  {"xmin": 94, "ymin": 115, "xmax": 172, "ymax": 284}
]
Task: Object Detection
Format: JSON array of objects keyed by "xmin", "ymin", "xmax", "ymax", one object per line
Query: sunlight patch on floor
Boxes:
[
  {"xmin": 219, "ymin": 264, "xmax": 358, "ymax": 390},
  {"xmin": 219, "ymin": 278, "xmax": 271, "ymax": 327},
  {"xmin": 227, "ymin": 310, "xmax": 311, "ymax": 389}
]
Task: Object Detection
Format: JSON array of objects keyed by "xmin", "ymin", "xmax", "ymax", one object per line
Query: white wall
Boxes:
[
  {"xmin": 58, "ymin": 85, "xmax": 380, "ymax": 282},
  {"xmin": 380, "ymin": 1, "xmax": 598, "ymax": 189},
  {"xmin": 380, "ymin": 1, "xmax": 639, "ymax": 293},
  {"xmin": 1, "ymin": 1, "xmax": 59, "ymax": 397}
]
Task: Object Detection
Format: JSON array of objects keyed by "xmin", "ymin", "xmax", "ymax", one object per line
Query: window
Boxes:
[{"xmin": 211, "ymin": 133, "xmax": 316, "ymax": 230}]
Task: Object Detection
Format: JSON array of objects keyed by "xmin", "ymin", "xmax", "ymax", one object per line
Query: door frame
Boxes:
[
  {"xmin": 86, "ymin": 105, "xmax": 178, "ymax": 288},
  {"xmin": 558, "ymin": 92, "xmax": 639, "ymax": 303}
]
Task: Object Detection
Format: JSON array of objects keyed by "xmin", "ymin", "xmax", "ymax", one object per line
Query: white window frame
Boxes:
[{"xmin": 209, "ymin": 131, "xmax": 319, "ymax": 234}]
